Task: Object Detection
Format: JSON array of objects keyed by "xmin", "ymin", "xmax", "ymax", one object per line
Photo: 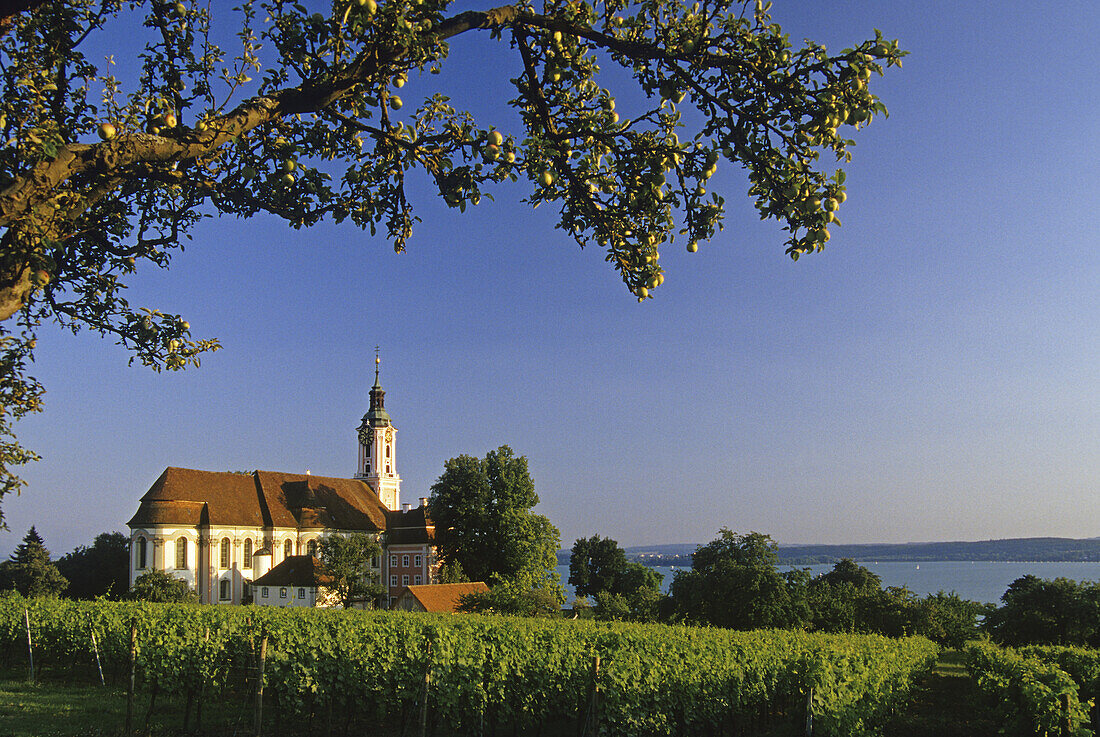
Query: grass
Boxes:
[
  {"xmin": 0, "ymin": 678, "xmax": 132, "ymax": 737},
  {"xmin": 881, "ymin": 650, "xmax": 1000, "ymax": 737},
  {"xmin": 0, "ymin": 673, "xmax": 257, "ymax": 737}
]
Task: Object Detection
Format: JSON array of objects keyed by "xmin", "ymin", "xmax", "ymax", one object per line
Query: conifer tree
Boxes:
[{"xmin": 0, "ymin": 525, "xmax": 68, "ymax": 597}]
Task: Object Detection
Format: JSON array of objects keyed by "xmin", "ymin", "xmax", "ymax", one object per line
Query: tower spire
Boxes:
[{"xmin": 355, "ymin": 347, "xmax": 400, "ymax": 509}]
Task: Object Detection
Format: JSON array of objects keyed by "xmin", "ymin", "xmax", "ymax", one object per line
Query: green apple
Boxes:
[{"xmin": 97, "ymin": 122, "xmax": 117, "ymax": 140}]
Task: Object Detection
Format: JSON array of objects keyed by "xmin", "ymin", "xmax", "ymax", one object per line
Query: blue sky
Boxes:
[{"xmin": 4, "ymin": 1, "xmax": 1098, "ymax": 557}]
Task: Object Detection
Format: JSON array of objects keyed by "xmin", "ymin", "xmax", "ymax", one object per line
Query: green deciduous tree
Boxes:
[
  {"xmin": 569, "ymin": 534, "xmax": 662, "ymax": 620},
  {"xmin": 457, "ymin": 578, "xmax": 563, "ymax": 617},
  {"xmin": 128, "ymin": 569, "xmax": 197, "ymax": 603},
  {"xmin": 813, "ymin": 557, "xmax": 882, "ymax": 591},
  {"xmin": 0, "ymin": 1, "xmax": 904, "ymax": 520},
  {"xmin": 55, "ymin": 530, "xmax": 129, "ymax": 599},
  {"xmin": 913, "ymin": 591, "xmax": 989, "ymax": 649},
  {"xmin": 665, "ymin": 529, "xmax": 807, "ymax": 630},
  {"xmin": 429, "ymin": 445, "xmax": 562, "ymax": 602},
  {"xmin": 318, "ymin": 532, "xmax": 384, "ymax": 608},
  {"xmin": 984, "ymin": 575, "xmax": 1100, "ymax": 648},
  {"xmin": 0, "ymin": 525, "xmax": 67, "ymax": 597}
]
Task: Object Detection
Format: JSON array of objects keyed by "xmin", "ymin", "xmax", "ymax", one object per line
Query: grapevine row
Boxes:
[
  {"xmin": 0, "ymin": 597, "xmax": 938, "ymax": 736},
  {"xmin": 964, "ymin": 641, "xmax": 1093, "ymax": 737}
]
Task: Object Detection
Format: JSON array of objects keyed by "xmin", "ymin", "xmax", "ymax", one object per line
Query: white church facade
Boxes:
[{"xmin": 127, "ymin": 359, "xmax": 438, "ymax": 606}]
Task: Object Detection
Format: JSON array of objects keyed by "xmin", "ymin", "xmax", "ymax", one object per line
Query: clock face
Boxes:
[
  {"xmin": 359, "ymin": 426, "xmax": 374, "ymax": 446},
  {"xmin": 385, "ymin": 428, "xmax": 393, "ymax": 442}
]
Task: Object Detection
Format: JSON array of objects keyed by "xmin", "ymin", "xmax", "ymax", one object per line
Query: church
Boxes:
[{"xmin": 126, "ymin": 358, "xmax": 438, "ymax": 607}]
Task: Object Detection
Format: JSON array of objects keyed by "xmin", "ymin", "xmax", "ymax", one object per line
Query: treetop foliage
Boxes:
[
  {"xmin": 0, "ymin": 525, "xmax": 68, "ymax": 597},
  {"xmin": 128, "ymin": 569, "xmax": 197, "ymax": 603},
  {"xmin": 429, "ymin": 445, "xmax": 562, "ymax": 599},
  {"xmin": 318, "ymin": 531, "xmax": 383, "ymax": 608},
  {"xmin": 55, "ymin": 530, "xmax": 129, "ymax": 599},
  {"xmin": 0, "ymin": 0, "xmax": 903, "ymax": 519}
]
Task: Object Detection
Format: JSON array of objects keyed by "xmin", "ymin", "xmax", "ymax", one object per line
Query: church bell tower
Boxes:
[{"xmin": 355, "ymin": 352, "xmax": 401, "ymax": 510}]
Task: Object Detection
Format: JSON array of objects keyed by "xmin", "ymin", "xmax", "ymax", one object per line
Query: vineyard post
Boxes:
[
  {"xmin": 419, "ymin": 640, "xmax": 432, "ymax": 737},
  {"xmin": 1060, "ymin": 691, "xmax": 1071, "ymax": 737},
  {"xmin": 589, "ymin": 655, "xmax": 601, "ymax": 737},
  {"xmin": 125, "ymin": 618, "xmax": 137, "ymax": 735},
  {"xmin": 22, "ymin": 608, "xmax": 33, "ymax": 683},
  {"xmin": 254, "ymin": 632, "xmax": 268, "ymax": 737},
  {"xmin": 90, "ymin": 628, "xmax": 105, "ymax": 686},
  {"xmin": 804, "ymin": 687, "xmax": 813, "ymax": 737}
]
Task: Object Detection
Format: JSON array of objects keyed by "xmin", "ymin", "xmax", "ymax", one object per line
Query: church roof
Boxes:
[{"xmin": 128, "ymin": 467, "xmax": 389, "ymax": 532}]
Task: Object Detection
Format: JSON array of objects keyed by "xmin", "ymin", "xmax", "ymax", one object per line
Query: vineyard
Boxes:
[
  {"xmin": 963, "ymin": 642, "xmax": 1100, "ymax": 737},
  {"xmin": 0, "ymin": 596, "xmax": 941, "ymax": 736}
]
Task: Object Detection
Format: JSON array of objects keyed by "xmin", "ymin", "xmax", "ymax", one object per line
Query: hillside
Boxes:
[{"xmin": 596, "ymin": 536, "xmax": 1100, "ymax": 567}]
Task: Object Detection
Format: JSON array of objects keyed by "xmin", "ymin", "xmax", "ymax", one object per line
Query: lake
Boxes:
[{"xmin": 555, "ymin": 560, "xmax": 1100, "ymax": 605}]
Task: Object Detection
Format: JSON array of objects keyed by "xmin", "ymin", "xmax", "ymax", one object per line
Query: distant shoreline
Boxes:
[
  {"xmin": 634, "ymin": 554, "xmax": 1100, "ymax": 567},
  {"xmin": 556, "ymin": 536, "xmax": 1100, "ymax": 567}
]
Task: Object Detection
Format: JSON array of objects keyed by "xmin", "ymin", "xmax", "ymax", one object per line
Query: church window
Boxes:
[
  {"xmin": 176, "ymin": 537, "xmax": 187, "ymax": 569},
  {"xmin": 386, "ymin": 464, "xmax": 391, "ymax": 473},
  {"xmin": 386, "ymin": 445, "xmax": 390, "ymax": 458},
  {"xmin": 243, "ymin": 539, "xmax": 253, "ymax": 569},
  {"xmin": 135, "ymin": 536, "xmax": 147, "ymax": 569},
  {"xmin": 219, "ymin": 580, "xmax": 230, "ymax": 600},
  {"xmin": 220, "ymin": 538, "xmax": 231, "ymax": 569},
  {"xmin": 284, "ymin": 539, "xmax": 294, "ymax": 559},
  {"xmin": 280, "ymin": 587, "xmax": 287, "ymax": 598},
  {"xmin": 402, "ymin": 554, "xmax": 410, "ymax": 567},
  {"xmin": 262, "ymin": 587, "xmax": 269, "ymax": 598},
  {"xmin": 298, "ymin": 588, "xmax": 306, "ymax": 599}
]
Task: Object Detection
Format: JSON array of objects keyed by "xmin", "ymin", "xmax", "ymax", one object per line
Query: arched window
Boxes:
[
  {"xmin": 284, "ymin": 539, "xmax": 293, "ymax": 559},
  {"xmin": 385, "ymin": 445, "xmax": 390, "ymax": 458},
  {"xmin": 220, "ymin": 537, "xmax": 231, "ymax": 569},
  {"xmin": 243, "ymin": 538, "xmax": 253, "ymax": 569},
  {"xmin": 135, "ymin": 536, "xmax": 147, "ymax": 569},
  {"xmin": 176, "ymin": 537, "xmax": 187, "ymax": 569},
  {"xmin": 219, "ymin": 579, "xmax": 230, "ymax": 601},
  {"xmin": 307, "ymin": 539, "xmax": 317, "ymax": 557}
]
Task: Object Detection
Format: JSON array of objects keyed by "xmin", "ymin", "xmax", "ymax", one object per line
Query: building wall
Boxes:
[
  {"xmin": 384, "ymin": 543, "xmax": 437, "ymax": 604},
  {"xmin": 255, "ymin": 584, "xmax": 318, "ymax": 607},
  {"xmin": 128, "ymin": 526, "xmax": 371, "ymax": 604}
]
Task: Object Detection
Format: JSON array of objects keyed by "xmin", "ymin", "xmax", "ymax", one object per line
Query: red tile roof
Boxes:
[
  {"xmin": 128, "ymin": 467, "xmax": 389, "ymax": 532},
  {"xmin": 250, "ymin": 555, "xmax": 333, "ymax": 587},
  {"xmin": 398, "ymin": 582, "xmax": 489, "ymax": 613}
]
